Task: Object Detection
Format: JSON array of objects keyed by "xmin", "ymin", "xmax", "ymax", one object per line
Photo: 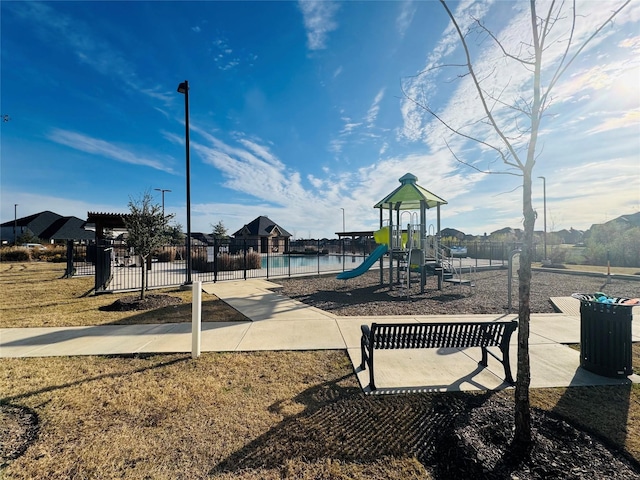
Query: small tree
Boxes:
[
  {"xmin": 405, "ymin": 0, "xmax": 630, "ymax": 448},
  {"xmin": 211, "ymin": 220, "xmax": 228, "ymax": 239},
  {"xmin": 166, "ymin": 222, "xmax": 186, "ymax": 246},
  {"xmin": 123, "ymin": 191, "xmax": 174, "ymax": 299},
  {"xmin": 16, "ymin": 232, "xmax": 42, "ymax": 245}
]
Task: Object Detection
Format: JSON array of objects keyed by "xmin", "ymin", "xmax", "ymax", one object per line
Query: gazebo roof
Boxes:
[{"xmin": 374, "ymin": 173, "xmax": 447, "ymax": 210}]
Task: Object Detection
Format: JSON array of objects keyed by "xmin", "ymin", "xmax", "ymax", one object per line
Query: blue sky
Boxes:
[{"xmin": 2, "ymin": 0, "xmax": 638, "ymax": 239}]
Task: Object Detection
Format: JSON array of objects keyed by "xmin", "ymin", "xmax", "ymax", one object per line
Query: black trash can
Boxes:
[{"xmin": 572, "ymin": 293, "xmax": 635, "ymax": 378}]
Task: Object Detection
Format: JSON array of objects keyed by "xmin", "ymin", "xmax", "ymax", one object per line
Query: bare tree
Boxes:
[
  {"xmin": 404, "ymin": 0, "xmax": 630, "ymax": 447},
  {"xmin": 123, "ymin": 191, "xmax": 175, "ymax": 300}
]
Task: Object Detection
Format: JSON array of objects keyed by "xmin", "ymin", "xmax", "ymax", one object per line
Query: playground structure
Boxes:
[{"xmin": 337, "ymin": 172, "xmax": 474, "ymax": 294}]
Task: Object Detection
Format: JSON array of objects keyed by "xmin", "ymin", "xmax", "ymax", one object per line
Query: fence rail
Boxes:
[
  {"xmin": 72, "ymin": 239, "xmax": 378, "ymax": 293},
  {"xmin": 71, "ymin": 239, "xmax": 540, "ymax": 293}
]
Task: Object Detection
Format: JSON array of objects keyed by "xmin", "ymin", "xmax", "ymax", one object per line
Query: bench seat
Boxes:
[{"xmin": 360, "ymin": 320, "xmax": 518, "ymax": 390}]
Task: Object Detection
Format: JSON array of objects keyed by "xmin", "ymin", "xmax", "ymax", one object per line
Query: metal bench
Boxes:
[{"xmin": 360, "ymin": 320, "xmax": 518, "ymax": 390}]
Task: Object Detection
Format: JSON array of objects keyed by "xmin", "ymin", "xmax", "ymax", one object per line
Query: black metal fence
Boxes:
[
  {"xmin": 72, "ymin": 238, "xmax": 377, "ymax": 293},
  {"xmin": 441, "ymin": 240, "xmax": 544, "ymax": 264},
  {"xmin": 70, "ymin": 238, "xmax": 541, "ymax": 293}
]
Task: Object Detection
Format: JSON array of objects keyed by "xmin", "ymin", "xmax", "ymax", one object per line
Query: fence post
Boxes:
[
  {"xmin": 213, "ymin": 239, "xmax": 218, "ymax": 283},
  {"xmin": 243, "ymin": 239, "xmax": 247, "ymax": 280},
  {"xmin": 266, "ymin": 244, "xmax": 270, "ymax": 279},
  {"xmin": 65, "ymin": 240, "xmax": 74, "ymax": 278}
]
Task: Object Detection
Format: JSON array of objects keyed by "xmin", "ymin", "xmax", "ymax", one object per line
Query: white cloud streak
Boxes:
[
  {"xmin": 396, "ymin": 1, "xmax": 416, "ymax": 38},
  {"xmin": 47, "ymin": 129, "xmax": 176, "ymax": 174},
  {"xmin": 298, "ymin": 0, "xmax": 340, "ymax": 51},
  {"xmin": 8, "ymin": 1, "xmax": 174, "ymax": 106}
]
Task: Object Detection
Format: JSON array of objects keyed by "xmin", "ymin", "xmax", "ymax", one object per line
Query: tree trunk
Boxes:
[{"xmin": 514, "ymin": 167, "xmax": 535, "ymax": 447}]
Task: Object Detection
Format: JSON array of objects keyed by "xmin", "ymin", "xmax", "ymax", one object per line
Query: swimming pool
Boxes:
[{"xmin": 261, "ymin": 254, "xmax": 367, "ymax": 275}]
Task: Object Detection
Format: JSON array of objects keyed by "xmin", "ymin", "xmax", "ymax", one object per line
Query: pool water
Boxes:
[{"xmin": 261, "ymin": 254, "xmax": 365, "ymax": 272}]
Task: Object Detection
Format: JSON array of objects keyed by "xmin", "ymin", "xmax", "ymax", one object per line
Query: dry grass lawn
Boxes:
[
  {"xmin": 1, "ymin": 261, "xmax": 639, "ymax": 478},
  {"xmin": 0, "ymin": 262, "xmax": 247, "ymax": 327}
]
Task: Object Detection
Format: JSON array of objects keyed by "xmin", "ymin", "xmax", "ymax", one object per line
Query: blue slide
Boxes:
[{"xmin": 336, "ymin": 244, "xmax": 388, "ymax": 280}]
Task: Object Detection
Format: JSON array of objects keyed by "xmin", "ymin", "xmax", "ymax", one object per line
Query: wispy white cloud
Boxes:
[
  {"xmin": 366, "ymin": 89, "xmax": 385, "ymax": 127},
  {"xmin": 401, "ymin": 0, "xmax": 637, "ymax": 166},
  {"xmin": 47, "ymin": 129, "xmax": 177, "ymax": 174},
  {"xmin": 7, "ymin": 1, "xmax": 174, "ymax": 106},
  {"xmin": 586, "ymin": 109, "xmax": 640, "ymax": 135},
  {"xmin": 211, "ymin": 36, "xmax": 252, "ymax": 71},
  {"xmin": 396, "ymin": 1, "xmax": 416, "ymax": 38},
  {"xmin": 298, "ymin": 0, "xmax": 340, "ymax": 51}
]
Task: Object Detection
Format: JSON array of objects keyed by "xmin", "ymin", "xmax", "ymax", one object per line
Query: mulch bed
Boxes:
[
  {"xmin": 0, "ymin": 405, "xmax": 39, "ymax": 470},
  {"xmin": 98, "ymin": 294, "xmax": 183, "ymax": 312}
]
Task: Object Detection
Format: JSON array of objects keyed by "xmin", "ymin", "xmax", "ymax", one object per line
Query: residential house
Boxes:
[
  {"xmin": 0, "ymin": 211, "xmax": 94, "ymax": 245},
  {"xmin": 232, "ymin": 216, "xmax": 291, "ymax": 253}
]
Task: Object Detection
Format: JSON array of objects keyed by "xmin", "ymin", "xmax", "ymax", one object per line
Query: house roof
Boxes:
[
  {"xmin": 40, "ymin": 216, "xmax": 95, "ymax": 241},
  {"xmin": 232, "ymin": 216, "xmax": 291, "ymax": 237},
  {"xmin": 0, "ymin": 210, "xmax": 63, "ymax": 236},
  {"xmin": 86, "ymin": 212, "xmax": 132, "ymax": 229},
  {"xmin": 0, "ymin": 211, "xmax": 93, "ymax": 241}
]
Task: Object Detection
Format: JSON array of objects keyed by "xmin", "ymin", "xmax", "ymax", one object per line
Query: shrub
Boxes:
[
  {"xmin": 191, "ymin": 251, "xmax": 214, "ymax": 272},
  {"xmin": 0, "ymin": 247, "xmax": 31, "ymax": 262},
  {"xmin": 548, "ymin": 245, "xmax": 567, "ymax": 264},
  {"xmin": 585, "ymin": 225, "xmax": 640, "ymax": 267},
  {"xmin": 191, "ymin": 251, "xmax": 262, "ymax": 272},
  {"xmin": 155, "ymin": 247, "xmax": 180, "ymax": 262},
  {"xmin": 40, "ymin": 245, "xmax": 67, "ymax": 262}
]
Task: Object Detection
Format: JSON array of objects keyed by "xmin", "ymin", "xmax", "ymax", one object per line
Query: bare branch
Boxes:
[
  {"xmin": 440, "ymin": 0, "xmax": 525, "ymax": 170},
  {"xmin": 473, "ymin": 17, "xmax": 536, "ymax": 66},
  {"xmin": 543, "ymin": 0, "xmax": 630, "ymax": 106},
  {"xmin": 401, "ymin": 86, "xmax": 523, "ymax": 171},
  {"xmin": 444, "ymin": 139, "xmax": 522, "ymax": 177}
]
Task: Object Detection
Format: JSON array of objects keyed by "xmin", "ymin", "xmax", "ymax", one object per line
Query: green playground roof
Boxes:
[{"xmin": 374, "ymin": 173, "xmax": 447, "ymax": 210}]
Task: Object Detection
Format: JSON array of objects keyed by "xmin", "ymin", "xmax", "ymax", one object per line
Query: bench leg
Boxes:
[
  {"xmin": 369, "ymin": 362, "xmax": 376, "ymax": 391},
  {"xmin": 479, "ymin": 346, "xmax": 488, "ymax": 367},
  {"xmin": 502, "ymin": 350, "xmax": 515, "ymax": 384},
  {"xmin": 360, "ymin": 338, "xmax": 368, "ymax": 370}
]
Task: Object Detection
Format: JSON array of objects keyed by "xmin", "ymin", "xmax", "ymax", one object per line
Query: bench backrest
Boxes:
[{"xmin": 370, "ymin": 321, "xmax": 517, "ymax": 350}]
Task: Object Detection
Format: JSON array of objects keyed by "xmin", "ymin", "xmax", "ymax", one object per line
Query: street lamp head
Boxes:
[{"xmin": 177, "ymin": 81, "xmax": 188, "ymax": 94}]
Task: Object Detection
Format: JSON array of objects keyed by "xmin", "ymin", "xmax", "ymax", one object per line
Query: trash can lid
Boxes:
[{"xmin": 572, "ymin": 293, "xmax": 639, "ymax": 306}]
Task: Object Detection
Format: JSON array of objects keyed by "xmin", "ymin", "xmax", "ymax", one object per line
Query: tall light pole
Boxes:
[
  {"xmin": 177, "ymin": 80, "xmax": 192, "ymax": 284},
  {"xmin": 13, "ymin": 204, "xmax": 18, "ymax": 245},
  {"xmin": 538, "ymin": 176, "xmax": 547, "ymax": 262},
  {"xmin": 340, "ymin": 207, "xmax": 345, "ymax": 233},
  {"xmin": 154, "ymin": 188, "xmax": 171, "ymax": 217}
]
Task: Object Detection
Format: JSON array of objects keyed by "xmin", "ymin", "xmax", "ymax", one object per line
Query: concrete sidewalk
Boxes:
[{"xmin": 2, "ymin": 279, "xmax": 638, "ymax": 394}]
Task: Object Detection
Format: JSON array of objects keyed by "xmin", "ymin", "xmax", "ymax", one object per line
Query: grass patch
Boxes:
[
  {"xmin": 2, "ymin": 351, "xmax": 639, "ymax": 479},
  {"xmin": 1, "ymin": 351, "xmax": 429, "ymax": 479},
  {"xmin": 2, "ymin": 261, "xmax": 640, "ymax": 478},
  {"xmin": 534, "ymin": 262, "xmax": 640, "ymax": 276},
  {"xmin": 0, "ymin": 262, "xmax": 247, "ymax": 327}
]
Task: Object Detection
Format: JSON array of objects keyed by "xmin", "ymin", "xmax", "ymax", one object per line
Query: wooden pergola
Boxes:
[{"xmin": 85, "ymin": 212, "xmax": 132, "ymax": 242}]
